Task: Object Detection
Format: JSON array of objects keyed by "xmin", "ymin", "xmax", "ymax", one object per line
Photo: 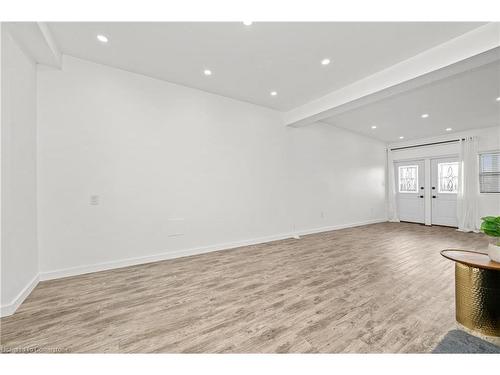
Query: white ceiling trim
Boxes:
[{"xmin": 284, "ymin": 22, "xmax": 500, "ymax": 127}]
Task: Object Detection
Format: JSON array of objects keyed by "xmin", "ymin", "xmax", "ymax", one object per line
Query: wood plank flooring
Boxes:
[{"xmin": 0, "ymin": 222, "xmax": 490, "ymax": 353}]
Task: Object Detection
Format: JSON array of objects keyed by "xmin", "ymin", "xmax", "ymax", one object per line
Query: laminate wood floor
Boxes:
[{"xmin": 0, "ymin": 222, "xmax": 489, "ymax": 353}]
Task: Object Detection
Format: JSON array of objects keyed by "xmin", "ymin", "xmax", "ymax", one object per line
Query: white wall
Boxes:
[
  {"xmin": 288, "ymin": 122, "xmax": 387, "ymax": 233},
  {"xmin": 37, "ymin": 55, "xmax": 387, "ymax": 277},
  {"xmin": 1, "ymin": 25, "xmax": 39, "ymax": 314},
  {"xmin": 389, "ymin": 125, "xmax": 500, "ymax": 222}
]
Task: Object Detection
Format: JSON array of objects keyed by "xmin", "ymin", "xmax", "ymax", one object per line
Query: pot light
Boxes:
[
  {"xmin": 421, "ymin": 113, "xmax": 429, "ymax": 118},
  {"xmin": 399, "ymin": 136, "xmax": 405, "ymax": 139},
  {"xmin": 371, "ymin": 125, "xmax": 377, "ymax": 129},
  {"xmin": 97, "ymin": 34, "xmax": 108, "ymax": 43},
  {"xmin": 203, "ymin": 69, "xmax": 212, "ymax": 76},
  {"xmin": 446, "ymin": 127, "xmax": 452, "ymax": 131},
  {"xmin": 321, "ymin": 58, "xmax": 331, "ymax": 66},
  {"xmin": 270, "ymin": 91, "xmax": 277, "ymax": 96},
  {"xmin": 496, "ymin": 96, "xmax": 500, "ymax": 102},
  {"xmin": 243, "ymin": 21, "xmax": 253, "ymax": 26}
]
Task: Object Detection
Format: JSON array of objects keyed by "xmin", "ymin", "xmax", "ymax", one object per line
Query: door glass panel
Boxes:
[
  {"xmin": 398, "ymin": 165, "xmax": 418, "ymax": 193},
  {"xmin": 438, "ymin": 162, "xmax": 458, "ymax": 193}
]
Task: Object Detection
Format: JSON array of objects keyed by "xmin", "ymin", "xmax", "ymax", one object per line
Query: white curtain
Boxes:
[
  {"xmin": 386, "ymin": 149, "xmax": 399, "ymax": 222},
  {"xmin": 457, "ymin": 136, "xmax": 479, "ymax": 232}
]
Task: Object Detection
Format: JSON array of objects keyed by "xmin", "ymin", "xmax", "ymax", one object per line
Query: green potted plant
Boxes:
[{"xmin": 480, "ymin": 216, "xmax": 500, "ymax": 263}]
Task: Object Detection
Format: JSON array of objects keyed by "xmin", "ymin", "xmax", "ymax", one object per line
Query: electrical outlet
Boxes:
[{"xmin": 90, "ymin": 195, "xmax": 99, "ymax": 205}]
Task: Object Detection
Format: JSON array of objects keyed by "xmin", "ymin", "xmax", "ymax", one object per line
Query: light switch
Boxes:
[{"xmin": 90, "ymin": 195, "xmax": 99, "ymax": 205}]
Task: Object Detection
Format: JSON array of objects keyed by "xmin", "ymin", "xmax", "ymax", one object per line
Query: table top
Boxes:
[{"xmin": 441, "ymin": 249, "xmax": 500, "ymax": 271}]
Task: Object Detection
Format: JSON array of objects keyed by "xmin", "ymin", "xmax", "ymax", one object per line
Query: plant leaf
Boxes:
[
  {"xmin": 480, "ymin": 217, "xmax": 500, "ymax": 237},
  {"xmin": 481, "ymin": 216, "xmax": 497, "ymax": 224}
]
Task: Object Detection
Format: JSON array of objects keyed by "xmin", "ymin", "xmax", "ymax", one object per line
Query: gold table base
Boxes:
[{"xmin": 455, "ymin": 263, "xmax": 500, "ymax": 337}]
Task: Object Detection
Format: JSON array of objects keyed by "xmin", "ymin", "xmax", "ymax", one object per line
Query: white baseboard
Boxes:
[
  {"xmin": 295, "ymin": 218, "xmax": 387, "ymax": 237},
  {"xmin": 39, "ymin": 231, "xmax": 296, "ymax": 281},
  {"xmin": 2, "ymin": 218, "xmax": 387, "ymax": 316},
  {"xmin": 40, "ymin": 218, "xmax": 387, "ymax": 281},
  {"xmin": 0, "ymin": 274, "xmax": 40, "ymax": 317}
]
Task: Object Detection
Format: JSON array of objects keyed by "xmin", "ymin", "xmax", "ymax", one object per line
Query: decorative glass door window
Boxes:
[
  {"xmin": 438, "ymin": 162, "xmax": 459, "ymax": 193},
  {"xmin": 398, "ymin": 165, "xmax": 418, "ymax": 193}
]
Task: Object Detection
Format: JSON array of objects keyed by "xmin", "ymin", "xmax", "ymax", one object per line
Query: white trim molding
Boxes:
[
  {"xmin": 40, "ymin": 218, "xmax": 387, "ymax": 281},
  {"xmin": 295, "ymin": 218, "xmax": 387, "ymax": 237},
  {"xmin": 1, "ymin": 219, "xmax": 387, "ymax": 316},
  {"xmin": 0, "ymin": 274, "xmax": 40, "ymax": 317},
  {"xmin": 39, "ymin": 232, "xmax": 295, "ymax": 281}
]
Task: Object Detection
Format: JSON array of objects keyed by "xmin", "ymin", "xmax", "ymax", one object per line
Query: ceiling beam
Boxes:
[
  {"xmin": 284, "ymin": 23, "xmax": 500, "ymax": 127},
  {"xmin": 4, "ymin": 22, "xmax": 62, "ymax": 68},
  {"xmin": 36, "ymin": 22, "xmax": 62, "ymax": 67}
]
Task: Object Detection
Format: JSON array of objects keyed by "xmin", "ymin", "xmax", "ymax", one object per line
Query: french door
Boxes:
[
  {"xmin": 431, "ymin": 157, "xmax": 459, "ymax": 227},
  {"xmin": 395, "ymin": 160, "xmax": 425, "ymax": 224}
]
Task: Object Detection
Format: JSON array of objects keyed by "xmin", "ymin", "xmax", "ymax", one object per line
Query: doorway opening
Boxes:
[{"xmin": 395, "ymin": 157, "xmax": 459, "ymax": 227}]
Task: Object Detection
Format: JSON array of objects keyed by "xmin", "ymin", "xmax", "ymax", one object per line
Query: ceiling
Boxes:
[
  {"xmin": 47, "ymin": 22, "xmax": 486, "ymax": 111},
  {"xmin": 322, "ymin": 61, "xmax": 500, "ymax": 143}
]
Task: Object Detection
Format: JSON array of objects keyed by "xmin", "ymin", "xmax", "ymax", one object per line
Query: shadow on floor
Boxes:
[{"xmin": 432, "ymin": 330, "xmax": 500, "ymax": 353}]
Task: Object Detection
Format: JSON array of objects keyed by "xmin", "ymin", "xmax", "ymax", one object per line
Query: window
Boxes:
[
  {"xmin": 438, "ymin": 162, "xmax": 459, "ymax": 193},
  {"xmin": 398, "ymin": 165, "xmax": 418, "ymax": 193},
  {"xmin": 480, "ymin": 152, "xmax": 500, "ymax": 193}
]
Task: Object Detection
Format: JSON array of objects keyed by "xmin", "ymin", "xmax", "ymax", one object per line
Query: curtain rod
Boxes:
[{"xmin": 390, "ymin": 138, "xmax": 466, "ymax": 151}]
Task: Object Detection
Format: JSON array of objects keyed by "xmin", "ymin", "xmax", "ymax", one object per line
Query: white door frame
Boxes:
[{"xmin": 424, "ymin": 159, "xmax": 432, "ymax": 226}]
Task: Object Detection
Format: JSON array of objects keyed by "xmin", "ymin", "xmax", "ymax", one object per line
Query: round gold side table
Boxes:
[{"xmin": 441, "ymin": 249, "xmax": 500, "ymax": 339}]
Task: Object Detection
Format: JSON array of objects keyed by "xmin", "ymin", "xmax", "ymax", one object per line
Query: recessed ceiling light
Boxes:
[
  {"xmin": 446, "ymin": 127, "xmax": 452, "ymax": 131},
  {"xmin": 496, "ymin": 96, "xmax": 500, "ymax": 102},
  {"xmin": 270, "ymin": 91, "xmax": 277, "ymax": 96},
  {"xmin": 97, "ymin": 34, "xmax": 108, "ymax": 43},
  {"xmin": 321, "ymin": 58, "xmax": 331, "ymax": 66},
  {"xmin": 203, "ymin": 69, "xmax": 212, "ymax": 76},
  {"xmin": 421, "ymin": 113, "xmax": 429, "ymax": 118},
  {"xmin": 371, "ymin": 125, "xmax": 377, "ymax": 129},
  {"xmin": 399, "ymin": 136, "xmax": 405, "ymax": 139},
  {"xmin": 243, "ymin": 21, "xmax": 253, "ymax": 26}
]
